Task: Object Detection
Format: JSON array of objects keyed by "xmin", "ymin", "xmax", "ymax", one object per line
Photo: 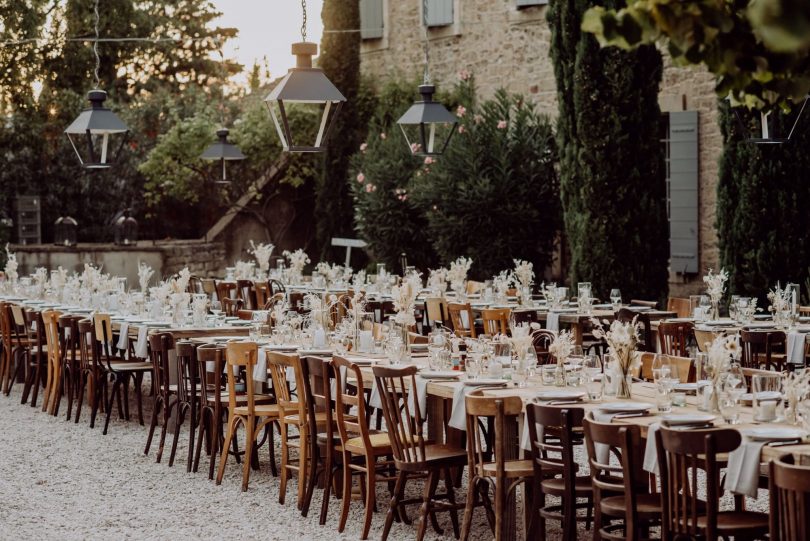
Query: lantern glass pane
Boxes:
[
  {"xmin": 266, "ymin": 99, "xmax": 342, "ymax": 152},
  {"xmin": 399, "ymin": 121, "xmax": 454, "ymax": 155}
]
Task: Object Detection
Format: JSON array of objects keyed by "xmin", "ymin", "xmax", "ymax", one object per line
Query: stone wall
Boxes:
[{"xmin": 359, "ymin": 0, "xmax": 722, "ymax": 297}]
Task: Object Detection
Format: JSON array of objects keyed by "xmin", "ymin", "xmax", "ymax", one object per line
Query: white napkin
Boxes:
[
  {"xmin": 405, "ymin": 375, "xmax": 429, "ymax": 418},
  {"xmin": 313, "ymin": 328, "xmax": 327, "ymax": 348},
  {"xmin": 724, "ymin": 436, "xmax": 767, "ymax": 497},
  {"xmin": 358, "ymin": 330, "xmax": 373, "ymax": 353},
  {"xmin": 368, "ymin": 380, "xmax": 382, "ymax": 409},
  {"xmin": 787, "ymin": 332, "xmax": 806, "ymax": 365},
  {"xmin": 460, "ymin": 310, "xmax": 471, "ymax": 331},
  {"xmin": 448, "ymin": 382, "xmax": 469, "ymax": 431},
  {"xmin": 254, "ymin": 347, "xmax": 268, "ymax": 383},
  {"xmin": 643, "ymin": 422, "xmax": 661, "ymax": 474},
  {"xmin": 590, "ymin": 410, "xmax": 618, "ymax": 464},
  {"xmin": 116, "ymin": 322, "xmax": 130, "ymax": 351},
  {"xmin": 134, "ymin": 325, "xmax": 149, "ymax": 359},
  {"xmin": 547, "ymin": 311, "xmax": 561, "ymax": 332}
]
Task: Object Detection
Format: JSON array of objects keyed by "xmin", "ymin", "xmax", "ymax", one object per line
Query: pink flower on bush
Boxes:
[
  {"xmin": 473, "ymin": 114, "xmax": 483, "ymax": 125},
  {"xmin": 356, "ymin": 172, "xmax": 365, "ymax": 183},
  {"xmin": 456, "ymin": 105, "xmax": 466, "ymax": 118},
  {"xmin": 410, "ymin": 142, "xmax": 422, "ymax": 153},
  {"xmin": 365, "ymin": 183, "xmax": 376, "ymax": 193},
  {"xmin": 458, "ymin": 125, "xmax": 465, "ymax": 134},
  {"xmin": 424, "ymin": 156, "xmax": 434, "ymax": 165},
  {"xmin": 380, "ymin": 132, "xmax": 387, "ymax": 140},
  {"xmin": 359, "ymin": 143, "xmax": 368, "ymax": 152},
  {"xmin": 497, "ymin": 120, "xmax": 508, "ymax": 129},
  {"xmin": 458, "ymin": 69, "xmax": 471, "ymax": 81}
]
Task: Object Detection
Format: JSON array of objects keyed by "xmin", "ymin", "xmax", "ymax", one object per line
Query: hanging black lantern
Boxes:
[
  {"xmin": 200, "ymin": 128, "xmax": 245, "ymax": 183},
  {"xmin": 114, "ymin": 209, "xmax": 138, "ymax": 246},
  {"xmin": 733, "ymin": 96, "xmax": 809, "ymax": 144},
  {"xmin": 54, "ymin": 216, "xmax": 78, "ymax": 247},
  {"xmin": 264, "ymin": 42, "xmax": 345, "ymax": 153},
  {"xmin": 398, "ymin": 84, "xmax": 457, "ymax": 156},
  {"xmin": 64, "ymin": 90, "xmax": 129, "ymax": 169}
]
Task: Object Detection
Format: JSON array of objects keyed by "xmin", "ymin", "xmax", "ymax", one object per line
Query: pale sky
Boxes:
[{"xmin": 211, "ymin": 0, "xmax": 325, "ymax": 87}]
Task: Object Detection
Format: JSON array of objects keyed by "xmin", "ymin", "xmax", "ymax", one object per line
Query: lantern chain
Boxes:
[
  {"xmin": 93, "ymin": 0, "xmax": 101, "ymax": 89},
  {"xmin": 422, "ymin": 0, "xmax": 431, "ymax": 85},
  {"xmin": 301, "ymin": 0, "xmax": 307, "ymax": 42}
]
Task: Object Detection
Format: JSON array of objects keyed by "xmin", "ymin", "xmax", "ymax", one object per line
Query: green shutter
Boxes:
[
  {"xmin": 360, "ymin": 0, "xmax": 384, "ymax": 40},
  {"xmin": 667, "ymin": 111, "xmax": 699, "ymax": 274},
  {"xmin": 425, "ymin": 0, "xmax": 453, "ymax": 27}
]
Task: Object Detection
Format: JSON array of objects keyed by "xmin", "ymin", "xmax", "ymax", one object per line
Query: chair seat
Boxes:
[
  {"xmin": 600, "ymin": 492, "xmax": 661, "ymax": 518},
  {"xmin": 109, "ymin": 361, "xmax": 152, "ymax": 372},
  {"xmin": 211, "ymin": 392, "xmax": 274, "ymax": 405},
  {"xmin": 283, "ymin": 411, "xmax": 330, "ymax": 425},
  {"xmin": 233, "ymin": 403, "xmax": 281, "ymax": 417},
  {"xmin": 345, "ymin": 432, "xmax": 393, "ymax": 454},
  {"xmin": 396, "ymin": 443, "xmax": 467, "ymax": 472},
  {"xmin": 693, "ymin": 511, "xmax": 769, "ymax": 532},
  {"xmin": 541, "ymin": 475, "xmax": 592, "ymax": 496},
  {"xmin": 482, "ymin": 459, "xmax": 534, "ymax": 478}
]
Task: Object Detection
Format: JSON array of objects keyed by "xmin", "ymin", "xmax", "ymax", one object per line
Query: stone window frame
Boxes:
[{"xmin": 506, "ymin": 2, "xmax": 548, "ymax": 25}]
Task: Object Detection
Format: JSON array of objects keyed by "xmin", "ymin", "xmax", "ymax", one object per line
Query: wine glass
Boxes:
[{"xmin": 609, "ymin": 289, "xmax": 622, "ymax": 309}]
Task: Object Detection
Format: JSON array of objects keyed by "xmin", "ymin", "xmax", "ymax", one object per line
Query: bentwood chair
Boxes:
[
  {"xmin": 526, "ymin": 403, "xmax": 593, "ymax": 541},
  {"xmin": 448, "ymin": 302, "xmax": 476, "ymax": 338},
  {"xmin": 57, "ymin": 315, "xmax": 83, "ymax": 420},
  {"xmin": 741, "ymin": 330, "xmax": 787, "ymax": 371},
  {"xmin": 461, "ymin": 391, "xmax": 533, "ymax": 541},
  {"xmin": 769, "ymin": 454, "xmax": 810, "ymax": 541},
  {"xmin": 481, "ymin": 308, "xmax": 511, "ymax": 336},
  {"xmin": 532, "ymin": 329, "xmax": 556, "ymax": 365},
  {"xmin": 424, "ymin": 297, "xmax": 450, "ymax": 331},
  {"xmin": 216, "ymin": 341, "xmax": 281, "ymax": 491},
  {"xmin": 583, "ymin": 414, "xmax": 661, "ymax": 541},
  {"xmin": 193, "ymin": 344, "xmax": 227, "ymax": 479},
  {"xmin": 20, "ymin": 308, "xmax": 46, "ymax": 407},
  {"xmin": 74, "ymin": 319, "xmax": 107, "ymax": 427},
  {"xmin": 657, "ymin": 320, "xmax": 694, "ymax": 356},
  {"xmin": 236, "ymin": 279, "xmax": 257, "ymax": 310},
  {"xmin": 215, "ymin": 280, "xmax": 237, "ymax": 302},
  {"xmin": 40, "ymin": 309, "xmax": 64, "ymax": 415},
  {"xmin": 654, "ymin": 426, "xmax": 768, "ymax": 541},
  {"xmin": 222, "ymin": 297, "xmax": 244, "ymax": 317},
  {"xmin": 144, "ymin": 333, "xmax": 177, "ymax": 464},
  {"xmin": 173, "ymin": 341, "xmax": 199, "ymax": 470},
  {"xmin": 333, "ymin": 356, "xmax": 396, "ymax": 539},
  {"xmin": 0, "ymin": 302, "xmax": 19, "ymax": 395},
  {"xmin": 666, "ymin": 297, "xmax": 692, "ymax": 318},
  {"xmin": 2, "ymin": 303, "xmax": 28, "ymax": 396},
  {"xmin": 372, "ymin": 364, "xmax": 466, "ymax": 541}
]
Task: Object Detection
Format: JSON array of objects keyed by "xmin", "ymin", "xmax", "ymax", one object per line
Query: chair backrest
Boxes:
[
  {"xmin": 615, "ymin": 308, "xmax": 653, "ymax": 352},
  {"xmin": 741, "ymin": 330, "xmax": 786, "ymax": 370},
  {"xmin": 769, "ymin": 454, "xmax": 810, "ymax": 541},
  {"xmin": 236, "ymin": 309, "xmax": 255, "ymax": 321},
  {"xmin": 91, "ymin": 313, "xmax": 118, "ymax": 367},
  {"xmin": 583, "ymin": 414, "xmax": 648, "ymax": 540},
  {"xmin": 77, "ymin": 318, "xmax": 98, "ymax": 373},
  {"xmin": 175, "ymin": 340, "xmax": 197, "ymax": 404},
  {"xmin": 224, "ymin": 341, "xmax": 259, "ymax": 413},
  {"xmin": 236, "ymin": 279, "xmax": 257, "ymax": 310},
  {"xmin": 512, "ymin": 310, "xmax": 539, "ymax": 326},
  {"xmin": 301, "ymin": 356, "xmax": 335, "ymax": 443},
  {"xmin": 268, "ymin": 279, "xmax": 286, "ymax": 296},
  {"xmin": 639, "ymin": 353, "xmax": 695, "ymax": 383},
  {"xmin": 0, "ymin": 303, "xmax": 13, "ymax": 363},
  {"xmin": 200, "ymin": 278, "xmax": 217, "ymax": 298},
  {"xmin": 424, "ymin": 297, "xmax": 450, "ymax": 329},
  {"xmin": 41, "ymin": 309, "xmax": 63, "ymax": 368},
  {"xmin": 148, "ymin": 332, "xmax": 175, "ymax": 400},
  {"xmin": 365, "ymin": 300, "xmax": 395, "ymax": 324},
  {"xmin": 332, "ymin": 356, "xmax": 375, "ymax": 452},
  {"xmin": 372, "ymin": 364, "xmax": 428, "ymax": 467},
  {"xmin": 526, "ymin": 404, "xmax": 585, "ymax": 493},
  {"xmin": 695, "ymin": 328, "xmax": 723, "ymax": 353},
  {"xmin": 464, "ymin": 391, "xmax": 523, "ymax": 480},
  {"xmin": 254, "ymin": 282, "xmax": 271, "ymax": 308},
  {"xmin": 667, "ymin": 297, "xmax": 692, "ymax": 318},
  {"xmin": 24, "ymin": 308, "xmax": 45, "ymax": 354},
  {"xmin": 658, "ymin": 320, "xmax": 694, "ymax": 356},
  {"xmin": 222, "ymin": 297, "xmax": 244, "ymax": 317},
  {"xmin": 266, "ymin": 351, "xmax": 305, "ymax": 420},
  {"xmin": 532, "ymin": 329, "xmax": 556, "ymax": 364},
  {"xmin": 481, "ymin": 308, "xmax": 511, "ymax": 336},
  {"xmin": 263, "ymin": 292, "xmax": 285, "ymax": 311},
  {"xmin": 447, "ymin": 302, "xmax": 476, "ymax": 338},
  {"xmin": 196, "ymin": 344, "xmax": 227, "ymax": 408},
  {"xmin": 466, "ymin": 280, "xmax": 484, "ymax": 295},
  {"xmin": 655, "ymin": 426, "xmax": 741, "ymax": 541},
  {"xmin": 57, "ymin": 314, "xmax": 82, "ymax": 367},
  {"xmin": 215, "ymin": 280, "xmax": 237, "ymax": 301},
  {"xmin": 188, "ymin": 275, "xmax": 203, "ymax": 294}
]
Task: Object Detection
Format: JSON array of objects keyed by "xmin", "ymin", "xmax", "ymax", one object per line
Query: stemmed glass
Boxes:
[{"xmin": 610, "ymin": 289, "xmax": 622, "ymax": 309}]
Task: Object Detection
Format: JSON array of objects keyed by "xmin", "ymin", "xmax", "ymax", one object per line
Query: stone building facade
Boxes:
[{"xmin": 357, "ymin": 0, "xmax": 721, "ymax": 295}]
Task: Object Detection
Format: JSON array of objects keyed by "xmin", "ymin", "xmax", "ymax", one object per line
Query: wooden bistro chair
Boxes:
[
  {"xmin": 461, "ymin": 391, "xmax": 534, "ymax": 541},
  {"xmin": 372, "ymin": 364, "xmax": 466, "ymax": 541},
  {"xmin": 174, "ymin": 341, "xmax": 201, "ymax": 470},
  {"xmin": 57, "ymin": 315, "xmax": 83, "ymax": 421},
  {"xmin": 216, "ymin": 341, "xmax": 281, "ymax": 491},
  {"xmin": 93, "ymin": 313, "xmax": 152, "ymax": 435},
  {"xmin": 267, "ymin": 350, "xmax": 321, "ymax": 507},
  {"xmin": 481, "ymin": 308, "xmax": 511, "ymax": 337},
  {"xmin": 3, "ymin": 303, "xmax": 29, "ymax": 396},
  {"xmin": 74, "ymin": 318, "xmax": 107, "ymax": 427},
  {"xmin": 40, "ymin": 309, "xmax": 64, "ymax": 415},
  {"xmin": 236, "ymin": 279, "xmax": 257, "ymax": 310},
  {"xmin": 143, "ymin": 333, "xmax": 180, "ymax": 465},
  {"xmin": 20, "ymin": 308, "xmax": 46, "ymax": 408},
  {"xmin": 532, "ymin": 329, "xmax": 556, "ymax": 365},
  {"xmin": 424, "ymin": 297, "xmax": 450, "ymax": 331},
  {"xmin": 448, "ymin": 302, "xmax": 476, "ymax": 338},
  {"xmin": 666, "ymin": 297, "xmax": 692, "ymax": 318},
  {"xmin": 583, "ymin": 414, "xmax": 661, "ymax": 541},
  {"xmin": 0, "ymin": 302, "xmax": 20, "ymax": 396},
  {"xmin": 654, "ymin": 426, "xmax": 768, "ymax": 541},
  {"xmin": 332, "ymin": 356, "xmax": 396, "ymax": 539},
  {"xmin": 526, "ymin": 403, "xmax": 593, "ymax": 541},
  {"xmin": 657, "ymin": 320, "xmax": 694, "ymax": 357},
  {"xmin": 741, "ymin": 330, "xmax": 787, "ymax": 371},
  {"xmin": 215, "ymin": 280, "xmax": 237, "ymax": 302},
  {"xmin": 222, "ymin": 297, "xmax": 244, "ymax": 317},
  {"xmin": 769, "ymin": 454, "xmax": 810, "ymax": 541},
  {"xmin": 638, "ymin": 353, "xmax": 695, "ymax": 383}
]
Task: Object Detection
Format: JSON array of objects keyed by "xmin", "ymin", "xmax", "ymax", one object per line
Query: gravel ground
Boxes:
[{"xmin": 0, "ymin": 382, "xmax": 562, "ymax": 541}]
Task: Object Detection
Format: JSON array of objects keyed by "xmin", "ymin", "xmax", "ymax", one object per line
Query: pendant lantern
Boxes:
[
  {"xmin": 200, "ymin": 128, "xmax": 245, "ymax": 183},
  {"xmin": 65, "ymin": 90, "xmax": 129, "ymax": 169}
]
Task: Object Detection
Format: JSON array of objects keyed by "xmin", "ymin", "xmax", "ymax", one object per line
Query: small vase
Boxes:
[
  {"xmin": 400, "ymin": 324, "xmax": 412, "ymax": 360},
  {"xmin": 554, "ymin": 363, "xmax": 566, "ymax": 387},
  {"xmin": 616, "ymin": 371, "xmax": 632, "ymax": 399},
  {"xmin": 710, "ymin": 300, "xmax": 720, "ymax": 321}
]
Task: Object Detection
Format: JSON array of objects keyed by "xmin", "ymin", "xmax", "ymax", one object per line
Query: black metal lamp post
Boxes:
[
  {"xmin": 200, "ymin": 128, "xmax": 245, "ymax": 183},
  {"xmin": 114, "ymin": 209, "xmax": 138, "ymax": 246},
  {"xmin": 54, "ymin": 216, "xmax": 78, "ymax": 247},
  {"xmin": 64, "ymin": 90, "xmax": 129, "ymax": 169}
]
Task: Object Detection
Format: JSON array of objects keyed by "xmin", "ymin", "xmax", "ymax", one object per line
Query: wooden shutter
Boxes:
[
  {"xmin": 516, "ymin": 0, "xmax": 548, "ymax": 7},
  {"xmin": 425, "ymin": 0, "xmax": 453, "ymax": 27},
  {"xmin": 360, "ymin": 0, "xmax": 384, "ymax": 40},
  {"xmin": 666, "ymin": 111, "xmax": 699, "ymax": 274}
]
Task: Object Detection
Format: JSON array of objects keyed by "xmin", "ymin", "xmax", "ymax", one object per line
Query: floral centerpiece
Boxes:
[
  {"xmin": 428, "ymin": 267, "xmax": 448, "ymax": 294},
  {"xmin": 392, "ymin": 280, "xmax": 418, "ymax": 354},
  {"xmin": 549, "ymin": 330, "xmax": 575, "ymax": 386},
  {"xmin": 50, "ymin": 267, "xmax": 68, "ymax": 300},
  {"xmin": 513, "ymin": 259, "xmax": 534, "ymax": 305},
  {"xmin": 3, "ymin": 243, "xmax": 18, "ymax": 288},
  {"xmin": 510, "ymin": 322, "xmax": 539, "ymax": 362},
  {"xmin": 170, "ymin": 267, "xmax": 191, "ymax": 294},
  {"xmin": 249, "ymin": 240, "xmax": 275, "ymax": 278},
  {"xmin": 492, "ymin": 270, "xmax": 513, "ymax": 303},
  {"xmin": 783, "ymin": 369, "xmax": 810, "ymax": 425},
  {"xmin": 138, "ymin": 261, "xmax": 154, "ymax": 293},
  {"xmin": 352, "ymin": 269, "xmax": 367, "ymax": 288},
  {"xmin": 283, "ymin": 249, "xmax": 310, "ymax": 284},
  {"xmin": 234, "ymin": 260, "xmax": 255, "ymax": 280},
  {"xmin": 447, "ymin": 256, "xmax": 472, "ymax": 298},
  {"xmin": 590, "ymin": 316, "xmax": 642, "ymax": 398},
  {"xmin": 704, "ymin": 334, "xmax": 740, "ymax": 412},
  {"xmin": 702, "ymin": 267, "xmax": 729, "ymax": 320},
  {"xmin": 768, "ymin": 283, "xmax": 793, "ymax": 328}
]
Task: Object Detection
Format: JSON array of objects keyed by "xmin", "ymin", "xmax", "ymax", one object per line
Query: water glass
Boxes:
[
  {"xmin": 610, "ymin": 289, "xmax": 622, "ymax": 309},
  {"xmin": 541, "ymin": 364, "xmax": 557, "ymax": 385},
  {"xmin": 718, "ymin": 391, "xmax": 739, "ymax": 424},
  {"xmin": 466, "ymin": 355, "xmax": 481, "ymax": 380},
  {"xmin": 655, "ymin": 383, "xmax": 672, "ymax": 413},
  {"xmin": 586, "ymin": 376, "xmax": 603, "ymax": 402}
]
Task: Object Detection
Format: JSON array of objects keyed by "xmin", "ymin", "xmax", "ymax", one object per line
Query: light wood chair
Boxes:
[
  {"xmin": 461, "ymin": 391, "xmax": 533, "ymax": 541},
  {"xmin": 638, "ymin": 353, "xmax": 694, "ymax": 383},
  {"xmin": 769, "ymin": 454, "xmax": 810, "ymax": 541},
  {"xmin": 481, "ymin": 308, "xmax": 512, "ymax": 336},
  {"xmin": 629, "ymin": 299, "xmax": 657, "ymax": 308},
  {"xmin": 695, "ymin": 328, "xmax": 724, "ymax": 352},
  {"xmin": 424, "ymin": 297, "xmax": 450, "ymax": 330},
  {"xmin": 40, "ymin": 309, "xmax": 63, "ymax": 414},
  {"xmin": 216, "ymin": 341, "xmax": 281, "ymax": 491},
  {"xmin": 448, "ymin": 302, "xmax": 476, "ymax": 338},
  {"xmin": 666, "ymin": 297, "xmax": 692, "ymax": 318},
  {"xmin": 655, "ymin": 426, "xmax": 768, "ymax": 541},
  {"xmin": 466, "ymin": 280, "xmax": 484, "ymax": 296},
  {"xmin": 333, "ymin": 356, "xmax": 396, "ymax": 540}
]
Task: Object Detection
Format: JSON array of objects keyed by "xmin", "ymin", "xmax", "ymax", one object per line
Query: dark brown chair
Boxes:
[
  {"xmin": 1, "ymin": 303, "xmax": 29, "ymax": 396},
  {"xmin": 448, "ymin": 302, "xmax": 476, "ymax": 338},
  {"xmin": 20, "ymin": 309, "xmax": 46, "ymax": 407},
  {"xmin": 372, "ymin": 364, "xmax": 466, "ymax": 541},
  {"xmin": 58, "ymin": 315, "xmax": 83, "ymax": 421},
  {"xmin": 193, "ymin": 344, "xmax": 227, "ymax": 479},
  {"xmin": 741, "ymin": 330, "xmax": 787, "ymax": 371},
  {"xmin": 188, "ymin": 275, "xmax": 203, "ymax": 294},
  {"xmin": 222, "ymin": 297, "xmax": 243, "ymax": 317},
  {"xmin": 526, "ymin": 403, "xmax": 593, "ymax": 541},
  {"xmin": 366, "ymin": 300, "xmax": 395, "ymax": 324},
  {"xmin": 236, "ymin": 279, "xmax": 257, "ymax": 310},
  {"xmin": 769, "ymin": 454, "xmax": 810, "ymax": 541},
  {"xmin": 461, "ymin": 391, "xmax": 533, "ymax": 541},
  {"xmin": 512, "ymin": 309, "xmax": 539, "ymax": 326},
  {"xmin": 143, "ymin": 333, "xmax": 177, "ymax": 464},
  {"xmin": 654, "ymin": 426, "xmax": 768, "ymax": 541},
  {"xmin": 532, "ymin": 329, "xmax": 556, "ymax": 365},
  {"xmin": 215, "ymin": 280, "xmax": 237, "ymax": 302},
  {"xmin": 615, "ymin": 308, "xmax": 653, "ymax": 352},
  {"xmin": 74, "ymin": 318, "xmax": 107, "ymax": 427},
  {"xmin": 583, "ymin": 414, "xmax": 660, "ymax": 541},
  {"xmin": 658, "ymin": 320, "xmax": 694, "ymax": 356}
]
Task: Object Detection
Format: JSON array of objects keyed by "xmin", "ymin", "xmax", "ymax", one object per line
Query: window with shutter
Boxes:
[
  {"xmin": 516, "ymin": 0, "xmax": 548, "ymax": 7},
  {"xmin": 425, "ymin": 0, "xmax": 454, "ymax": 27},
  {"xmin": 360, "ymin": 0, "xmax": 384, "ymax": 40},
  {"xmin": 664, "ymin": 111, "xmax": 699, "ymax": 275}
]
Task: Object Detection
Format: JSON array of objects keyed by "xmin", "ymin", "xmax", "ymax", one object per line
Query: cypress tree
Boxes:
[
  {"xmin": 548, "ymin": 0, "xmax": 669, "ymax": 301},
  {"xmin": 316, "ymin": 0, "xmax": 365, "ymax": 262},
  {"xmin": 717, "ymin": 103, "xmax": 810, "ymax": 298}
]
